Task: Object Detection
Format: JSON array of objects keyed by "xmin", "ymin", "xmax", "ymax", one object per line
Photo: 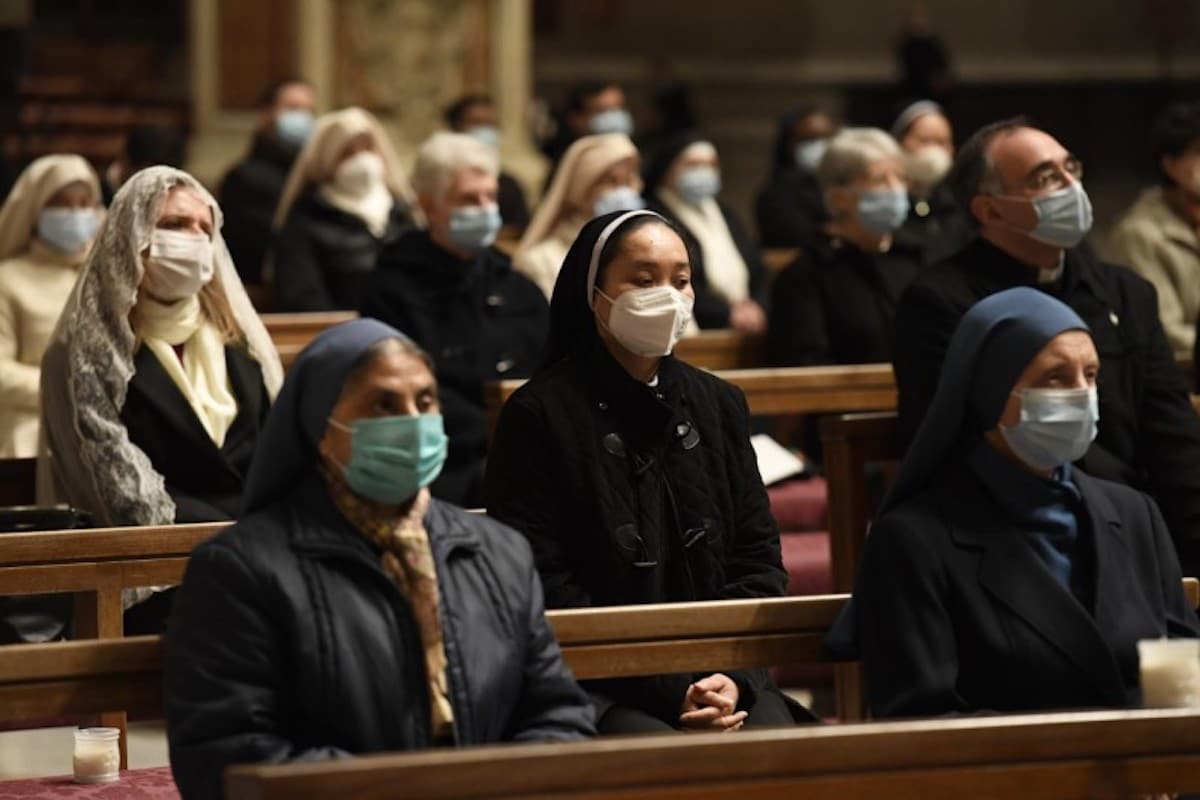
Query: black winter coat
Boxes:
[
  {"xmin": 270, "ymin": 192, "xmax": 410, "ymax": 311},
  {"xmin": 855, "ymin": 464, "xmax": 1200, "ymax": 718},
  {"xmin": 647, "ymin": 197, "xmax": 767, "ymax": 329},
  {"xmin": 767, "ymin": 234, "xmax": 923, "ymax": 366},
  {"xmin": 360, "ymin": 231, "xmax": 549, "ymax": 507},
  {"xmin": 218, "ymin": 134, "xmax": 298, "ymax": 285},
  {"xmin": 894, "ymin": 237, "xmax": 1200, "ymax": 576},
  {"xmin": 484, "ymin": 344, "xmax": 789, "ymax": 723},
  {"xmin": 120, "ymin": 345, "xmax": 269, "ymax": 522},
  {"xmin": 165, "ymin": 475, "xmax": 595, "ymax": 800}
]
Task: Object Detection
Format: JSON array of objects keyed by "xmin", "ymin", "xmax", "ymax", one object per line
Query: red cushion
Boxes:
[
  {"xmin": 767, "ymin": 477, "xmax": 827, "ymax": 533},
  {"xmin": 0, "ymin": 766, "xmax": 178, "ymax": 798}
]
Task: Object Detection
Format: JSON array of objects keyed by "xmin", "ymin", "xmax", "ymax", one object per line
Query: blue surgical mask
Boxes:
[
  {"xmin": 589, "ymin": 109, "xmax": 634, "ymax": 136},
  {"xmin": 276, "ymin": 109, "xmax": 315, "ymax": 147},
  {"xmin": 1028, "ymin": 181, "xmax": 1093, "ymax": 248},
  {"xmin": 593, "ymin": 186, "xmax": 645, "ymax": 217},
  {"xmin": 676, "ymin": 166, "xmax": 721, "ymax": 205},
  {"xmin": 448, "ymin": 203, "xmax": 502, "ymax": 253},
  {"xmin": 857, "ymin": 189, "xmax": 910, "ymax": 235},
  {"xmin": 329, "ymin": 413, "xmax": 448, "ymax": 505},
  {"xmin": 37, "ymin": 208, "xmax": 100, "ymax": 254},
  {"xmin": 999, "ymin": 386, "xmax": 1098, "ymax": 471},
  {"xmin": 466, "ymin": 125, "xmax": 501, "ymax": 151},
  {"xmin": 794, "ymin": 139, "xmax": 828, "ymax": 172}
]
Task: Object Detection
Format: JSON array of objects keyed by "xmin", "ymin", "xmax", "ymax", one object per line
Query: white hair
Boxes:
[
  {"xmin": 411, "ymin": 131, "xmax": 499, "ymax": 200},
  {"xmin": 816, "ymin": 127, "xmax": 902, "ymax": 191}
]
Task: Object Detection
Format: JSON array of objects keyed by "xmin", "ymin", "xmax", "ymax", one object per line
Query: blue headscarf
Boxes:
[
  {"xmin": 241, "ymin": 318, "xmax": 417, "ymax": 514},
  {"xmin": 884, "ymin": 287, "xmax": 1090, "ymax": 513}
]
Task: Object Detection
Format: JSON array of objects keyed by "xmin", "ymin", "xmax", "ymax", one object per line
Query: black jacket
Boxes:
[
  {"xmin": 498, "ymin": 172, "xmax": 531, "ymax": 231},
  {"xmin": 165, "ymin": 475, "xmax": 594, "ymax": 800},
  {"xmin": 893, "ymin": 182, "xmax": 971, "ymax": 266},
  {"xmin": 767, "ymin": 234, "xmax": 923, "ymax": 366},
  {"xmin": 855, "ymin": 464, "xmax": 1200, "ymax": 718},
  {"xmin": 360, "ymin": 231, "xmax": 549, "ymax": 507},
  {"xmin": 755, "ymin": 166, "xmax": 828, "ymax": 250},
  {"xmin": 894, "ymin": 237, "xmax": 1200, "ymax": 575},
  {"xmin": 484, "ymin": 344, "xmax": 789, "ymax": 723},
  {"xmin": 648, "ymin": 197, "xmax": 768, "ymax": 329},
  {"xmin": 120, "ymin": 345, "xmax": 269, "ymax": 522},
  {"xmin": 218, "ymin": 134, "xmax": 299, "ymax": 285},
  {"xmin": 270, "ymin": 192, "xmax": 410, "ymax": 312}
]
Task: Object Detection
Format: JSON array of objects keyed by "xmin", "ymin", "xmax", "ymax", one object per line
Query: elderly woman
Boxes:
[
  {"xmin": 360, "ymin": 132, "xmax": 547, "ymax": 508},
  {"xmin": 755, "ymin": 105, "xmax": 838, "ymax": 249},
  {"xmin": 767, "ymin": 128, "xmax": 923, "ymax": 366},
  {"xmin": 40, "ymin": 167, "xmax": 283, "ymax": 527},
  {"xmin": 645, "ymin": 132, "xmax": 767, "ymax": 333},
  {"xmin": 486, "ymin": 210, "xmax": 814, "ymax": 734},
  {"xmin": 0, "ymin": 155, "xmax": 102, "ymax": 457},
  {"xmin": 514, "ymin": 132, "xmax": 643, "ymax": 298},
  {"xmin": 269, "ymin": 107, "xmax": 415, "ymax": 311},
  {"xmin": 851, "ymin": 287, "xmax": 1200, "ymax": 718},
  {"xmin": 166, "ymin": 319, "xmax": 594, "ymax": 800}
]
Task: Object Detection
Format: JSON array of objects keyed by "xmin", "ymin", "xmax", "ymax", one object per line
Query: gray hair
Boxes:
[
  {"xmin": 816, "ymin": 127, "xmax": 903, "ymax": 192},
  {"xmin": 411, "ymin": 131, "xmax": 499, "ymax": 200}
]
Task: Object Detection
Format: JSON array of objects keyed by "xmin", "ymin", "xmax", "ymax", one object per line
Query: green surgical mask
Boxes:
[{"xmin": 328, "ymin": 413, "xmax": 448, "ymax": 505}]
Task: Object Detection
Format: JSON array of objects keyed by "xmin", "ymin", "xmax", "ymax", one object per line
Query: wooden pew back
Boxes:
[
  {"xmin": 222, "ymin": 708, "xmax": 1200, "ymax": 799},
  {"xmin": 261, "ymin": 311, "xmax": 358, "ymax": 370}
]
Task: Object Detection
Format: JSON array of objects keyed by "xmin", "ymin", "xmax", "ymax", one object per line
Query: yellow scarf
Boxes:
[{"xmin": 137, "ymin": 295, "xmax": 238, "ymax": 447}]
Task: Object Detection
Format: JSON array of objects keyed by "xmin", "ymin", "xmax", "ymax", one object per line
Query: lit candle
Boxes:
[
  {"xmin": 73, "ymin": 727, "xmax": 120, "ymax": 784},
  {"xmin": 1139, "ymin": 639, "xmax": 1200, "ymax": 708}
]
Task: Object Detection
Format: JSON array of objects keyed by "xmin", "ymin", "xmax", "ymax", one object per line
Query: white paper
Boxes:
[{"xmin": 750, "ymin": 434, "xmax": 806, "ymax": 486}]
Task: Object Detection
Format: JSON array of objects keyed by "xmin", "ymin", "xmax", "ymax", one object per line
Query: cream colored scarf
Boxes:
[
  {"xmin": 137, "ymin": 295, "xmax": 238, "ymax": 447},
  {"xmin": 319, "ymin": 182, "xmax": 394, "ymax": 238},
  {"xmin": 659, "ymin": 187, "xmax": 750, "ymax": 305}
]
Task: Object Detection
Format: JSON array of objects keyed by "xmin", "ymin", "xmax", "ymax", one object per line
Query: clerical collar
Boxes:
[{"xmin": 1037, "ymin": 253, "xmax": 1066, "ymax": 285}]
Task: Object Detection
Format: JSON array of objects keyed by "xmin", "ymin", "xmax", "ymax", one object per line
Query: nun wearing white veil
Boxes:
[{"xmin": 39, "ymin": 166, "xmax": 284, "ymax": 528}]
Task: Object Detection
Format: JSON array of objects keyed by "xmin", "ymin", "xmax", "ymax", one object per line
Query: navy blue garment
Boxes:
[{"xmin": 167, "ymin": 319, "xmax": 594, "ymax": 800}]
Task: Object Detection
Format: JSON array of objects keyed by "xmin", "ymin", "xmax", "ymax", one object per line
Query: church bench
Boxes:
[
  {"xmin": 261, "ymin": 311, "xmax": 358, "ymax": 369},
  {"xmin": 224, "ymin": 708, "xmax": 1200, "ymax": 799},
  {"xmin": 673, "ymin": 330, "xmax": 765, "ymax": 370}
]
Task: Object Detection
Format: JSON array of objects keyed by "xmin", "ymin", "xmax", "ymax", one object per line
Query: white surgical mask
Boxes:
[
  {"xmin": 675, "ymin": 166, "xmax": 721, "ymax": 205},
  {"xmin": 905, "ymin": 145, "xmax": 952, "ymax": 190},
  {"xmin": 593, "ymin": 186, "xmax": 645, "ymax": 217},
  {"xmin": 466, "ymin": 125, "xmax": 501, "ymax": 151},
  {"xmin": 37, "ymin": 207, "xmax": 99, "ymax": 254},
  {"xmin": 999, "ymin": 386, "xmax": 1098, "ymax": 471},
  {"xmin": 794, "ymin": 139, "xmax": 828, "ymax": 172},
  {"xmin": 589, "ymin": 109, "xmax": 634, "ymax": 137},
  {"xmin": 596, "ymin": 285, "xmax": 693, "ymax": 357},
  {"xmin": 332, "ymin": 151, "xmax": 385, "ymax": 198},
  {"xmin": 142, "ymin": 229, "xmax": 214, "ymax": 301}
]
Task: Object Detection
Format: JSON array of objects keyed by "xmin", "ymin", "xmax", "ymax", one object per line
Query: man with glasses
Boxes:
[{"xmin": 892, "ymin": 116, "xmax": 1200, "ymax": 576}]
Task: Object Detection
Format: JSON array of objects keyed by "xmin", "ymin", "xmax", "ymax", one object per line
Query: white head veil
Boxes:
[
  {"xmin": 0, "ymin": 154, "xmax": 101, "ymax": 262},
  {"xmin": 38, "ymin": 166, "xmax": 284, "ymax": 526}
]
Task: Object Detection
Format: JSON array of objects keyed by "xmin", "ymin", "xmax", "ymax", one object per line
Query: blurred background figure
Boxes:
[
  {"xmin": 0, "ymin": 154, "xmax": 102, "ymax": 457},
  {"xmin": 444, "ymin": 93, "xmax": 531, "ymax": 235},
  {"xmin": 269, "ymin": 107, "xmax": 415, "ymax": 312},
  {"xmin": 1108, "ymin": 100, "xmax": 1200, "ymax": 357},
  {"xmin": 889, "ymin": 99, "xmax": 965, "ymax": 262},
  {"xmin": 756, "ymin": 105, "xmax": 839, "ymax": 249},
  {"xmin": 219, "ymin": 77, "xmax": 316, "ymax": 288},
  {"xmin": 540, "ymin": 80, "xmax": 631, "ymax": 187},
  {"xmin": 645, "ymin": 131, "xmax": 767, "ymax": 333},
  {"xmin": 101, "ymin": 124, "xmax": 186, "ymax": 204},
  {"xmin": 515, "ymin": 132, "xmax": 642, "ymax": 298}
]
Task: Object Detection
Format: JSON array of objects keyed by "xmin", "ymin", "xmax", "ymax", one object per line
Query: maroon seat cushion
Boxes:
[
  {"xmin": 767, "ymin": 477, "xmax": 827, "ymax": 533},
  {"xmin": 0, "ymin": 766, "xmax": 178, "ymax": 799},
  {"xmin": 773, "ymin": 530, "xmax": 833, "ymax": 689}
]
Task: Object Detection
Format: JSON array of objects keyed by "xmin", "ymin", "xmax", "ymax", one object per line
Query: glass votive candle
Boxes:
[
  {"xmin": 73, "ymin": 727, "xmax": 120, "ymax": 784},
  {"xmin": 1138, "ymin": 638, "xmax": 1200, "ymax": 708}
]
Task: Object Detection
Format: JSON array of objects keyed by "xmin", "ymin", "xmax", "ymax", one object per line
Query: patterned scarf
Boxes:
[{"xmin": 320, "ymin": 461, "xmax": 454, "ymax": 738}]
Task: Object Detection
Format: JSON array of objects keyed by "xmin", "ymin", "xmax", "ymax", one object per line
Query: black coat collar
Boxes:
[
  {"xmin": 945, "ymin": 467, "xmax": 1127, "ymax": 705},
  {"xmin": 960, "ymin": 236, "xmax": 1104, "ymax": 303}
]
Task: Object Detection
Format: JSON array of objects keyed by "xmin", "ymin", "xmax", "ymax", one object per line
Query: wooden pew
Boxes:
[
  {"xmin": 261, "ymin": 311, "xmax": 358, "ymax": 369},
  {"xmin": 674, "ymin": 330, "xmax": 765, "ymax": 371},
  {"xmin": 224, "ymin": 708, "xmax": 1200, "ymax": 799},
  {"xmin": 485, "ymin": 363, "xmax": 897, "ymax": 437}
]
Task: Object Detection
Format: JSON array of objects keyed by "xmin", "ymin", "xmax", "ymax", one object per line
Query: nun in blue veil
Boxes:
[
  {"xmin": 846, "ymin": 287, "xmax": 1199, "ymax": 718},
  {"xmin": 164, "ymin": 318, "xmax": 593, "ymax": 800}
]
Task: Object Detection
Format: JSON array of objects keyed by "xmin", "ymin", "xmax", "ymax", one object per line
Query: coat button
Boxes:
[
  {"xmin": 598, "ymin": 401, "xmax": 608, "ymax": 411},
  {"xmin": 486, "ymin": 294, "xmax": 504, "ymax": 308},
  {"xmin": 1109, "ymin": 311, "xmax": 1119, "ymax": 326},
  {"xmin": 495, "ymin": 358, "xmax": 515, "ymax": 374}
]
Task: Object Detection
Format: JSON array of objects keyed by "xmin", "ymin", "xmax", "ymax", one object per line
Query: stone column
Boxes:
[{"xmin": 490, "ymin": 0, "xmax": 546, "ymax": 203}]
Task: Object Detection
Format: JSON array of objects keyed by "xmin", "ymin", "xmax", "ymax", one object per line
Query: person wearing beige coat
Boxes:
[
  {"xmin": 0, "ymin": 155, "xmax": 103, "ymax": 457},
  {"xmin": 1108, "ymin": 102, "xmax": 1200, "ymax": 357}
]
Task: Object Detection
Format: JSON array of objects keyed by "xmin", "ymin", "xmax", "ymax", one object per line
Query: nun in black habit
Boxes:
[
  {"xmin": 485, "ymin": 209, "xmax": 814, "ymax": 734},
  {"xmin": 846, "ymin": 288, "xmax": 1200, "ymax": 719}
]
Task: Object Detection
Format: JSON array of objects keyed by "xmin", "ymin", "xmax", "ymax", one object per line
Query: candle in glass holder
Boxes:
[
  {"xmin": 73, "ymin": 727, "xmax": 120, "ymax": 784},
  {"xmin": 1138, "ymin": 639, "xmax": 1200, "ymax": 708}
]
